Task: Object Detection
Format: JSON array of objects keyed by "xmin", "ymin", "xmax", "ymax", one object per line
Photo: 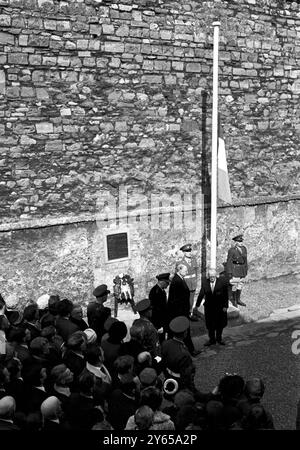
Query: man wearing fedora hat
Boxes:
[
  {"xmin": 226, "ymin": 234, "xmax": 248, "ymax": 307},
  {"xmin": 87, "ymin": 284, "xmax": 111, "ymax": 340},
  {"xmin": 149, "ymin": 273, "xmax": 170, "ymax": 342}
]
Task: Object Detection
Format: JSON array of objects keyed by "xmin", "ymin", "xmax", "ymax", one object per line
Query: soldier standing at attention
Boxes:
[
  {"xmin": 226, "ymin": 234, "xmax": 248, "ymax": 307},
  {"xmin": 176, "ymin": 244, "xmax": 199, "ymax": 321}
]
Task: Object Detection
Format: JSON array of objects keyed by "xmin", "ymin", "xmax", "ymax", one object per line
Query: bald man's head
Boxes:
[
  {"xmin": 41, "ymin": 396, "xmax": 62, "ymax": 421},
  {"xmin": 208, "ymin": 268, "xmax": 217, "ymax": 282},
  {"xmin": 0, "ymin": 396, "xmax": 16, "ymax": 420}
]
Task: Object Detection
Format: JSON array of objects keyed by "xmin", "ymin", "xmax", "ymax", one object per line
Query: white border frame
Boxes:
[{"xmin": 103, "ymin": 227, "xmax": 131, "ymax": 264}]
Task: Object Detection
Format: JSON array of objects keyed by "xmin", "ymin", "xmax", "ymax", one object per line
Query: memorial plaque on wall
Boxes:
[{"xmin": 106, "ymin": 232, "xmax": 129, "ymax": 261}]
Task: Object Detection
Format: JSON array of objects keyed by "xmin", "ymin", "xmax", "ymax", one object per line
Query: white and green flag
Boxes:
[{"xmin": 218, "ymin": 122, "xmax": 232, "ymax": 204}]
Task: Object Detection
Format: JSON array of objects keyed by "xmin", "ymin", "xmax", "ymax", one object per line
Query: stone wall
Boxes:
[
  {"xmin": 0, "ymin": 0, "xmax": 299, "ymax": 225},
  {"xmin": 1, "ymin": 198, "xmax": 299, "ymax": 308}
]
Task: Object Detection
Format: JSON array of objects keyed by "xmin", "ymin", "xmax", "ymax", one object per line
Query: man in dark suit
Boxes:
[
  {"xmin": 132, "ymin": 299, "xmax": 160, "ymax": 358},
  {"xmin": 149, "ymin": 273, "xmax": 170, "ymax": 342},
  {"xmin": 87, "ymin": 284, "xmax": 111, "ymax": 340},
  {"xmin": 195, "ymin": 268, "xmax": 229, "ymax": 346},
  {"xmin": 167, "ymin": 264, "xmax": 200, "ymax": 356},
  {"xmin": 176, "ymin": 243, "xmax": 199, "ymax": 321},
  {"xmin": 55, "ymin": 299, "xmax": 79, "ymax": 343},
  {"xmin": 23, "ymin": 363, "xmax": 48, "ymax": 414}
]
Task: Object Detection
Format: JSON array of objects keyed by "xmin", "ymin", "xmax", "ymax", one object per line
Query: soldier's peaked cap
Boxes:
[
  {"xmin": 232, "ymin": 234, "xmax": 244, "ymax": 242},
  {"xmin": 156, "ymin": 273, "xmax": 170, "ymax": 281},
  {"xmin": 169, "ymin": 316, "xmax": 189, "ymax": 334},
  {"xmin": 93, "ymin": 284, "xmax": 110, "ymax": 298},
  {"xmin": 136, "ymin": 298, "xmax": 151, "ymax": 313},
  {"xmin": 180, "ymin": 244, "xmax": 192, "ymax": 252}
]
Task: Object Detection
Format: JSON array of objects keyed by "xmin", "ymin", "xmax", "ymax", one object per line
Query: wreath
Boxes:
[{"xmin": 113, "ymin": 273, "xmax": 136, "ymax": 316}]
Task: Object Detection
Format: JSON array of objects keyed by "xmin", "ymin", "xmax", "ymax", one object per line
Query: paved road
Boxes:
[{"xmin": 192, "ymin": 317, "xmax": 300, "ymax": 430}]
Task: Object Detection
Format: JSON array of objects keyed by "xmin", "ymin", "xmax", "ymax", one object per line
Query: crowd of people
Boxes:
[{"xmin": 0, "ymin": 285, "xmax": 277, "ymax": 431}]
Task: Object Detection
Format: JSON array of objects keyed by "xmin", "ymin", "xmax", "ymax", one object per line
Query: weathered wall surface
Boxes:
[
  {"xmin": 0, "ymin": 0, "xmax": 299, "ymax": 224},
  {"xmin": 0, "ymin": 0, "xmax": 299, "ymax": 304},
  {"xmin": 1, "ymin": 199, "xmax": 299, "ymax": 307}
]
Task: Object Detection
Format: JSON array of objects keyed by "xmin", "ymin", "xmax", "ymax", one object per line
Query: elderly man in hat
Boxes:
[
  {"xmin": 195, "ymin": 268, "xmax": 228, "ymax": 346},
  {"xmin": 132, "ymin": 299, "xmax": 160, "ymax": 358},
  {"xmin": 176, "ymin": 244, "xmax": 199, "ymax": 321},
  {"xmin": 87, "ymin": 284, "xmax": 111, "ymax": 340},
  {"xmin": 149, "ymin": 273, "xmax": 170, "ymax": 342},
  {"xmin": 226, "ymin": 234, "xmax": 248, "ymax": 307}
]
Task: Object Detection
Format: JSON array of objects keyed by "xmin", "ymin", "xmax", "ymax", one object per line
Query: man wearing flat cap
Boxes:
[
  {"xmin": 226, "ymin": 234, "xmax": 248, "ymax": 307},
  {"xmin": 149, "ymin": 273, "xmax": 170, "ymax": 342},
  {"xmin": 132, "ymin": 299, "xmax": 160, "ymax": 358},
  {"xmin": 87, "ymin": 284, "xmax": 111, "ymax": 340},
  {"xmin": 176, "ymin": 244, "xmax": 199, "ymax": 321}
]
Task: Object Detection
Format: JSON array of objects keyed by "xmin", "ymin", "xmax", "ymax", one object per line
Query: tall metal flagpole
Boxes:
[{"xmin": 210, "ymin": 21, "xmax": 220, "ymax": 272}]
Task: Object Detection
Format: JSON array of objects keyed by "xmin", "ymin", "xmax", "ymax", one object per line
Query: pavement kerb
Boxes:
[{"xmin": 192, "ymin": 304, "xmax": 300, "ymax": 351}]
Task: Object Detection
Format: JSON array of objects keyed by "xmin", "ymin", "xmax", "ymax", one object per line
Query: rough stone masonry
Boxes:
[{"xmin": 0, "ymin": 0, "xmax": 299, "ymax": 305}]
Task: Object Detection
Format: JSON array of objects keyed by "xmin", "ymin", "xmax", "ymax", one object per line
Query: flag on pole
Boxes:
[{"xmin": 218, "ymin": 121, "xmax": 232, "ymax": 204}]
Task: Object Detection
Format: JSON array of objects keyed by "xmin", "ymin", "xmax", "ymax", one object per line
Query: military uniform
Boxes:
[
  {"xmin": 176, "ymin": 244, "xmax": 199, "ymax": 315},
  {"xmin": 161, "ymin": 317, "xmax": 196, "ymax": 391},
  {"xmin": 226, "ymin": 246, "xmax": 248, "ymax": 279},
  {"xmin": 226, "ymin": 234, "xmax": 248, "ymax": 307}
]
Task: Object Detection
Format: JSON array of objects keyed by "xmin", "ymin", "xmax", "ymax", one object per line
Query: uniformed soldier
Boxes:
[
  {"xmin": 226, "ymin": 234, "xmax": 248, "ymax": 307},
  {"xmin": 161, "ymin": 316, "xmax": 197, "ymax": 392},
  {"xmin": 149, "ymin": 273, "xmax": 170, "ymax": 342},
  {"xmin": 176, "ymin": 244, "xmax": 199, "ymax": 321},
  {"xmin": 132, "ymin": 299, "xmax": 160, "ymax": 358}
]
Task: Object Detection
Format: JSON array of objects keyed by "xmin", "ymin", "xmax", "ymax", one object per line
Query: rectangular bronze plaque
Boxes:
[{"xmin": 106, "ymin": 232, "xmax": 129, "ymax": 261}]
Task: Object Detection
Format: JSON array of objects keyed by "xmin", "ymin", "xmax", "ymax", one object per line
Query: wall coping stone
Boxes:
[{"xmin": 0, "ymin": 194, "xmax": 299, "ymax": 233}]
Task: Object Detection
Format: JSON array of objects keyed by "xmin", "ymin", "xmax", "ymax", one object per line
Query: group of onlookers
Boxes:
[{"xmin": 0, "ymin": 290, "xmax": 281, "ymax": 430}]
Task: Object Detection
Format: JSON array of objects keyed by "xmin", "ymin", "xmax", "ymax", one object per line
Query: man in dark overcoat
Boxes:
[
  {"xmin": 226, "ymin": 234, "xmax": 248, "ymax": 307},
  {"xmin": 195, "ymin": 268, "xmax": 228, "ymax": 346},
  {"xmin": 167, "ymin": 264, "xmax": 200, "ymax": 357},
  {"xmin": 87, "ymin": 284, "xmax": 111, "ymax": 340},
  {"xmin": 132, "ymin": 299, "xmax": 160, "ymax": 358},
  {"xmin": 176, "ymin": 243, "xmax": 199, "ymax": 321},
  {"xmin": 149, "ymin": 272, "xmax": 170, "ymax": 342}
]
